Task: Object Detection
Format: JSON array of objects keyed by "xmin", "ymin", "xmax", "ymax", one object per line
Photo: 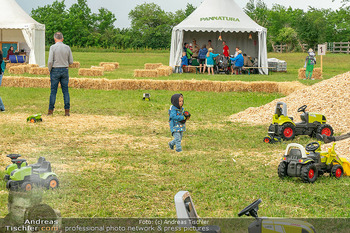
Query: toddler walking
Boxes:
[{"xmin": 168, "ymin": 94, "xmax": 190, "ymax": 152}]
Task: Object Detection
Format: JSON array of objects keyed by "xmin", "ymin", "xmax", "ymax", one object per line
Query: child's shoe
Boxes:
[{"xmin": 168, "ymin": 142, "xmax": 174, "ymax": 150}]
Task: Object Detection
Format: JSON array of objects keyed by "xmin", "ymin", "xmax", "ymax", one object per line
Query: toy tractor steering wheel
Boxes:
[
  {"xmin": 305, "ymin": 142, "xmax": 320, "ymax": 152},
  {"xmin": 297, "ymin": 105, "xmax": 307, "ymax": 113},
  {"xmin": 238, "ymin": 199, "xmax": 262, "ymax": 218}
]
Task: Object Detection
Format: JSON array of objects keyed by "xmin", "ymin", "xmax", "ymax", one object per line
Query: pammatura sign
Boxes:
[{"xmin": 200, "ymin": 16, "xmax": 240, "ymax": 22}]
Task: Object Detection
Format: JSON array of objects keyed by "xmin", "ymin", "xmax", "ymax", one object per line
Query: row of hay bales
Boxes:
[
  {"xmin": 7, "ymin": 62, "xmax": 82, "ymax": 75},
  {"xmin": 2, "ymin": 76, "xmax": 305, "ymax": 95},
  {"xmin": 134, "ymin": 63, "xmax": 173, "ymax": 77},
  {"xmin": 78, "ymin": 62, "xmax": 119, "ymax": 76}
]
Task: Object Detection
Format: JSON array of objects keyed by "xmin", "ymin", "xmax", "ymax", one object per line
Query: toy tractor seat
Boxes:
[
  {"xmin": 29, "ymin": 157, "xmax": 46, "ymax": 169},
  {"xmin": 33, "ymin": 161, "xmax": 52, "ymax": 174},
  {"xmin": 300, "ymin": 112, "xmax": 308, "ymax": 122},
  {"xmin": 288, "ymin": 148, "xmax": 302, "ymax": 159}
]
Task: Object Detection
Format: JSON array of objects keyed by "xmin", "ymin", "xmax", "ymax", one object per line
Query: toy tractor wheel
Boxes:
[
  {"xmin": 280, "ymin": 123, "xmax": 295, "ymax": 140},
  {"xmin": 331, "ymin": 165, "xmax": 344, "ymax": 179},
  {"xmin": 316, "ymin": 124, "xmax": 334, "ymax": 137},
  {"xmin": 45, "ymin": 176, "xmax": 59, "ymax": 189},
  {"xmin": 30, "ymin": 118, "xmax": 36, "ymax": 123},
  {"xmin": 21, "ymin": 182, "xmax": 33, "ymax": 191},
  {"xmin": 6, "ymin": 180, "xmax": 14, "ymax": 190},
  {"xmin": 301, "ymin": 163, "xmax": 318, "ymax": 183},
  {"xmin": 263, "ymin": 137, "xmax": 271, "ymax": 144},
  {"xmin": 278, "ymin": 162, "xmax": 288, "ymax": 179}
]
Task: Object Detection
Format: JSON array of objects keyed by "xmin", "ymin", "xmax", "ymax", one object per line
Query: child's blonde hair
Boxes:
[{"xmin": 207, "ymin": 48, "xmax": 213, "ymax": 57}]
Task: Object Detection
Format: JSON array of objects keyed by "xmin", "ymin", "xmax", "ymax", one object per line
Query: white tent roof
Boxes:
[
  {"xmin": 170, "ymin": 0, "xmax": 268, "ymax": 74},
  {"xmin": 0, "ymin": 0, "xmax": 45, "ymax": 66},
  {"xmin": 0, "ymin": 0, "xmax": 44, "ymax": 30},
  {"xmin": 173, "ymin": 0, "xmax": 266, "ymax": 33}
]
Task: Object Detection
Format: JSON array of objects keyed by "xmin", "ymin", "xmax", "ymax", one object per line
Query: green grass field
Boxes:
[{"xmin": 1, "ymin": 52, "xmax": 350, "ymax": 219}]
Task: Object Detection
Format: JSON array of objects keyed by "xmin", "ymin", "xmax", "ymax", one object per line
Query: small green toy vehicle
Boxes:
[
  {"xmin": 142, "ymin": 93, "xmax": 151, "ymax": 101},
  {"xmin": 278, "ymin": 141, "xmax": 350, "ymax": 183},
  {"xmin": 27, "ymin": 114, "xmax": 42, "ymax": 123},
  {"xmin": 264, "ymin": 102, "xmax": 333, "ymax": 142},
  {"xmin": 6, "ymin": 158, "xmax": 59, "ymax": 191},
  {"xmin": 4, "ymin": 154, "xmax": 27, "ymax": 181}
]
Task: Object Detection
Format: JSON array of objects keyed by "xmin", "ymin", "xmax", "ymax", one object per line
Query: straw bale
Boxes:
[
  {"xmin": 230, "ymin": 71, "xmax": 350, "ymax": 133},
  {"xmin": 24, "ymin": 64, "xmax": 39, "ymax": 73},
  {"xmin": 78, "ymin": 68, "xmax": 104, "ymax": 76},
  {"xmin": 6, "ymin": 63, "xmax": 24, "ymax": 69},
  {"xmin": 102, "ymin": 64, "xmax": 115, "ymax": 72},
  {"xmin": 156, "ymin": 66, "xmax": 173, "ymax": 76},
  {"xmin": 29, "ymin": 67, "xmax": 50, "ymax": 75},
  {"xmin": 99, "ymin": 62, "xmax": 119, "ymax": 69},
  {"xmin": 144, "ymin": 63, "xmax": 163, "ymax": 69},
  {"xmin": 8, "ymin": 66, "xmax": 25, "ymax": 75},
  {"xmin": 298, "ymin": 68, "xmax": 322, "ymax": 79},
  {"xmin": 134, "ymin": 69, "xmax": 159, "ymax": 78},
  {"xmin": 91, "ymin": 66, "xmax": 105, "ymax": 72},
  {"xmin": 69, "ymin": 62, "xmax": 81, "ymax": 69}
]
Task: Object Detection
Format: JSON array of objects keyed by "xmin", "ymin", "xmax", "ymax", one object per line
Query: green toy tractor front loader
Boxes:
[{"xmin": 264, "ymin": 102, "xmax": 334, "ymax": 143}]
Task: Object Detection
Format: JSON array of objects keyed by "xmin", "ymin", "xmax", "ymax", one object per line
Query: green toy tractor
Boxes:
[
  {"xmin": 238, "ymin": 199, "xmax": 316, "ymax": 233},
  {"xmin": 278, "ymin": 141, "xmax": 350, "ymax": 183},
  {"xmin": 6, "ymin": 158, "xmax": 59, "ymax": 191},
  {"xmin": 27, "ymin": 114, "xmax": 43, "ymax": 123},
  {"xmin": 264, "ymin": 102, "xmax": 333, "ymax": 143}
]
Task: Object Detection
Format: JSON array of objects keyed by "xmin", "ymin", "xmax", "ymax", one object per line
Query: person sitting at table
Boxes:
[
  {"xmin": 6, "ymin": 46, "xmax": 14, "ymax": 60},
  {"xmin": 242, "ymin": 53, "xmax": 254, "ymax": 74}
]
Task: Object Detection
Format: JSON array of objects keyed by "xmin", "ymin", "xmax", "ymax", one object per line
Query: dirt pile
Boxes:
[{"xmin": 230, "ymin": 72, "xmax": 350, "ymax": 133}]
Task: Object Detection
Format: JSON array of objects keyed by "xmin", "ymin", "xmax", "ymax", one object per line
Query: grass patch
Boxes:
[{"xmin": 0, "ymin": 87, "xmax": 349, "ymax": 218}]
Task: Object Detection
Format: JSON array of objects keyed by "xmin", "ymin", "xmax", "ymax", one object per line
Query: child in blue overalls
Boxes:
[{"xmin": 168, "ymin": 94, "xmax": 190, "ymax": 152}]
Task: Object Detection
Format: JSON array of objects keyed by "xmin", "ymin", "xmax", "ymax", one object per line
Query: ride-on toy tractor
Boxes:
[
  {"xmin": 174, "ymin": 191, "xmax": 316, "ymax": 233},
  {"xmin": 6, "ymin": 158, "xmax": 59, "ymax": 191},
  {"xmin": 27, "ymin": 114, "xmax": 42, "ymax": 123},
  {"xmin": 278, "ymin": 141, "xmax": 350, "ymax": 183},
  {"xmin": 263, "ymin": 102, "xmax": 333, "ymax": 143},
  {"xmin": 238, "ymin": 199, "xmax": 316, "ymax": 233}
]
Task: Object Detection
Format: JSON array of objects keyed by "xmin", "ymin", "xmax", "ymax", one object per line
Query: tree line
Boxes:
[{"xmin": 31, "ymin": 0, "xmax": 350, "ymax": 51}]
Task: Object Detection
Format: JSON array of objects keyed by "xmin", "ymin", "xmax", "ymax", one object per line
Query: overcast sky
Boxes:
[{"xmin": 15, "ymin": 0, "xmax": 345, "ymax": 28}]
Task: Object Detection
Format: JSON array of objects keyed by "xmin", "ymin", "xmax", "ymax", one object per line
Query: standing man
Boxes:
[
  {"xmin": 222, "ymin": 41, "xmax": 230, "ymax": 57},
  {"xmin": 47, "ymin": 32, "xmax": 73, "ymax": 116}
]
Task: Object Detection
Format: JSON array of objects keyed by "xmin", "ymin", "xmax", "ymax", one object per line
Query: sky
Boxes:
[{"xmin": 15, "ymin": 0, "xmax": 346, "ymax": 29}]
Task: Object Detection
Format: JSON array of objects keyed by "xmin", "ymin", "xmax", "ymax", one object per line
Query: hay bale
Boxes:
[
  {"xmin": 24, "ymin": 64, "xmax": 39, "ymax": 73},
  {"xmin": 134, "ymin": 69, "xmax": 159, "ymax": 78},
  {"xmin": 102, "ymin": 64, "xmax": 115, "ymax": 72},
  {"xmin": 5, "ymin": 63, "xmax": 24, "ymax": 69},
  {"xmin": 29, "ymin": 67, "xmax": 50, "ymax": 75},
  {"xmin": 91, "ymin": 66, "xmax": 105, "ymax": 72},
  {"xmin": 99, "ymin": 62, "xmax": 119, "ymax": 69},
  {"xmin": 156, "ymin": 66, "xmax": 173, "ymax": 77},
  {"xmin": 8, "ymin": 66, "xmax": 26, "ymax": 74},
  {"xmin": 298, "ymin": 68, "xmax": 322, "ymax": 79},
  {"xmin": 69, "ymin": 62, "xmax": 81, "ymax": 69},
  {"xmin": 78, "ymin": 68, "xmax": 104, "ymax": 76},
  {"xmin": 144, "ymin": 63, "xmax": 163, "ymax": 69}
]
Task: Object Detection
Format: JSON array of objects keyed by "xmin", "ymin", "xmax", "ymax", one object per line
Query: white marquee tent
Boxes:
[
  {"xmin": 0, "ymin": 0, "xmax": 45, "ymax": 66},
  {"xmin": 169, "ymin": 0, "xmax": 268, "ymax": 74}
]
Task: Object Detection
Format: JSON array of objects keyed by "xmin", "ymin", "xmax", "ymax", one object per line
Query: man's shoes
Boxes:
[
  {"xmin": 47, "ymin": 109, "xmax": 53, "ymax": 116},
  {"xmin": 65, "ymin": 109, "xmax": 70, "ymax": 116},
  {"xmin": 0, "ymin": 109, "xmax": 5, "ymax": 112}
]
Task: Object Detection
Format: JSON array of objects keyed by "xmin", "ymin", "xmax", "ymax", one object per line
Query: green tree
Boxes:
[{"xmin": 31, "ymin": 0, "xmax": 67, "ymax": 45}]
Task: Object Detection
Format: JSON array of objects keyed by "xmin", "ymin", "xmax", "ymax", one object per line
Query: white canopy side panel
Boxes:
[
  {"xmin": 258, "ymin": 30, "xmax": 268, "ymax": 74},
  {"xmin": 169, "ymin": 29, "xmax": 184, "ymax": 71}
]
